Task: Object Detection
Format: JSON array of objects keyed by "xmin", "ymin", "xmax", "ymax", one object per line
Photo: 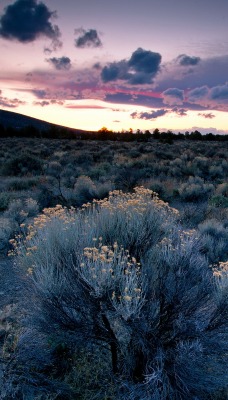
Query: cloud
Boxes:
[
  {"xmin": 172, "ymin": 107, "xmax": 188, "ymax": 116},
  {"xmin": 65, "ymin": 104, "xmax": 107, "ymax": 110},
  {"xmin": 186, "ymin": 84, "xmax": 228, "ymax": 110},
  {"xmin": 0, "ymin": 91, "xmax": 26, "ymax": 108},
  {"xmin": 32, "ymin": 97, "xmax": 64, "ymax": 106},
  {"xmin": 0, "ymin": 0, "xmax": 61, "ymax": 49},
  {"xmin": 129, "ymin": 48, "xmax": 162, "ymax": 74},
  {"xmin": 188, "ymin": 86, "xmax": 209, "ymax": 102},
  {"xmin": 33, "ymin": 100, "xmax": 49, "ymax": 106},
  {"xmin": 50, "ymin": 99, "xmax": 64, "ymax": 105},
  {"xmin": 156, "ymin": 55, "xmax": 228, "ymax": 92},
  {"xmin": 32, "ymin": 89, "xmax": 48, "ymax": 98},
  {"xmin": 101, "ymin": 48, "xmax": 162, "ymax": 85},
  {"xmin": 131, "ymin": 109, "xmax": 168, "ymax": 120},
  {"xmin": 176, "ymin": 54, "xmax": 201, "ymax": 66},
  {"xmin": 105, "ymin": 92, "xmax": 164, "ymax": 108},
  {"xmin": 101, "ymin": 60, "xmax": 130, "ymax": 82},
  {"xmin": 198, "ymin": 112, "xmax": 215, "ymax": 119},
  {"xmin": 190, "ymin": 127, "xmax": 228, "ymax": 135},
  {"xmin": 162, "ymin": 88, "xmax": 184, "ymax": 105},
  {"xmin": 47, "ymin": 56, "xmax": 71, "ymax": 70},
  {"xmin": 210, "ymin": 83, "xmax": 228, "ymax": 102},
  {"xmin": 74, "ymin": 28, "xmax": 102, "ymax": 48},
  {"xmin": 93, "ymin": 62, "xmax": 101, "ymax": 70}
]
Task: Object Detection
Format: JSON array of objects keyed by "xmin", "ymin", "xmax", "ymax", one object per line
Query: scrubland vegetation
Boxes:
[{"xmin": 0, "ymin": 135, "xmax": 227, "ymax": 399}]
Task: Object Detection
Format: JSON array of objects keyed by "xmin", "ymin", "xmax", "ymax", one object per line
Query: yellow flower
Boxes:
[
  {"xmin": 124, "ymin": 295, "xmax": 132, "ymax": 301},
  {"xmin": 101, "ymin": 245, "xmax": 109, "ymax": 252}
]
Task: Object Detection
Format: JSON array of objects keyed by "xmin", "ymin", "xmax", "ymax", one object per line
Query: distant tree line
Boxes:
[{"xmin": 0, "ymin": 123, "xmax": 228, "ymax": 142}]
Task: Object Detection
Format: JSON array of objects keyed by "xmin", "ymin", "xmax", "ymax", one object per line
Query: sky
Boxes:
[{"xmin": 0, "ymin": 0, "xmax": 228, "ymax": 133}]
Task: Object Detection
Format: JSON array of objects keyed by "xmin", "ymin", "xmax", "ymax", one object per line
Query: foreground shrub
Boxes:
[{"xmin": 3, "ymin": 188, "xmax": 228, "ymax": 399}]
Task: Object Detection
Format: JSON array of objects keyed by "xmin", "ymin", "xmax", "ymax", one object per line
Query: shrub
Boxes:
[
  {"xmin": 0, "ymin": 217, "xmax": 15, "ymax": 252},
  {"xmin": 209, "ymin": 165, "xmax": 224, "ymax": 180},
  {"xmin": 178, "ymin": 202, "xmax": 209, "ymax": 228},
  {"xmin": 191, "ymin": 156, "xmax": 210, "ymax": 178},
  {"xmin": 114, "ymin": 166, "xmax": 145, "ymax": 190},
  {"xmin": 2, "ymin": 154, "xmax": 43, "ymax": 176},
  {"xmin": 209, "ymin": 195, "xmax": 228, "ymax": 208},
  {"xmin": 0, "ymin": 198, "xmax": 39, "ymax": 253},
  {"xmin": 0, "ymin": 191, "xmax": 10, "ymax": 211},
  {"xmin": 3, "ymin": 188, "xmax": 228, "ymax": 399},
  {"xmin": 4, "ymin": 198, "xmax": 39, "ymax": 225},
  {"xmin": 198, "ymin": 219, "xmax": 228, "ymax": 264},
  {"xmin": 216, "ymin": 183, "xmax": 228, "ymax": 197},
  {"xmin": 178, "ymin": 176, "xmax": 214, "ymax": 202},
  {"xmin": 72, "ymin": 175, "xmax": 98, "ymax": 205},
  {"xmin": 5, "ymin": 177, "xmax": 40, "ymax": 191}
]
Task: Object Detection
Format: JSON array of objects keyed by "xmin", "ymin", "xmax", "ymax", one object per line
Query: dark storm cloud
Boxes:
[
  {"xmin": 74, "ymin": 28, "xmax": 102, "ymax": 48},
  {"xmin": 101, "ymin": 48, "xmax": 162, "ymax": 85},
  {"xmin": 0, "ymin": 0, "xmax": 61, "ymax": 49},
  {"xmin": 177, "ymin": 54, "xmax": 201, "ymax": 66},
  {"xmin": 198, "ymin": 112, "xmax": 215, "ymax": 119},
  {"xmin": 131, "ymin": 109, "xmax": 168, "ymax": 120},
  {"xmin": 47, "ymin": 56, "xmax": 71, "ymax": 70}
]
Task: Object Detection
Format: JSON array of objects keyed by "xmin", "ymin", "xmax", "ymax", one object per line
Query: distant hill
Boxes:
[{"xmin": 0, "ymin": 109, "xmax": 90, "ymax": 135}]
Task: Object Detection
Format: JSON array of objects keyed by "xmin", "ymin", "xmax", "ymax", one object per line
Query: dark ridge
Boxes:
[{"xmin": 0, "ymin": 109, "xmax": 91, "ymax": 135}]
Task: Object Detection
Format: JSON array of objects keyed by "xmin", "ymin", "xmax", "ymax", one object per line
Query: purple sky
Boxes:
[{"xmin": 0, "ymin": 0, "xmax": 228, "ymax": 132}]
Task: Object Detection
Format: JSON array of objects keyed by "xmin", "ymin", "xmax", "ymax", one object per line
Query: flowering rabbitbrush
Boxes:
[{"xmin": 5, "ymin": 187, "xmax": 228, "ymax": 400}]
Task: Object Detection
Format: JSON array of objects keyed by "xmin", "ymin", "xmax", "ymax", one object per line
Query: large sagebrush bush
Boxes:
[{"xmin": 3, "ymin": 187, "xmax": 228, "ymax": 399}]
